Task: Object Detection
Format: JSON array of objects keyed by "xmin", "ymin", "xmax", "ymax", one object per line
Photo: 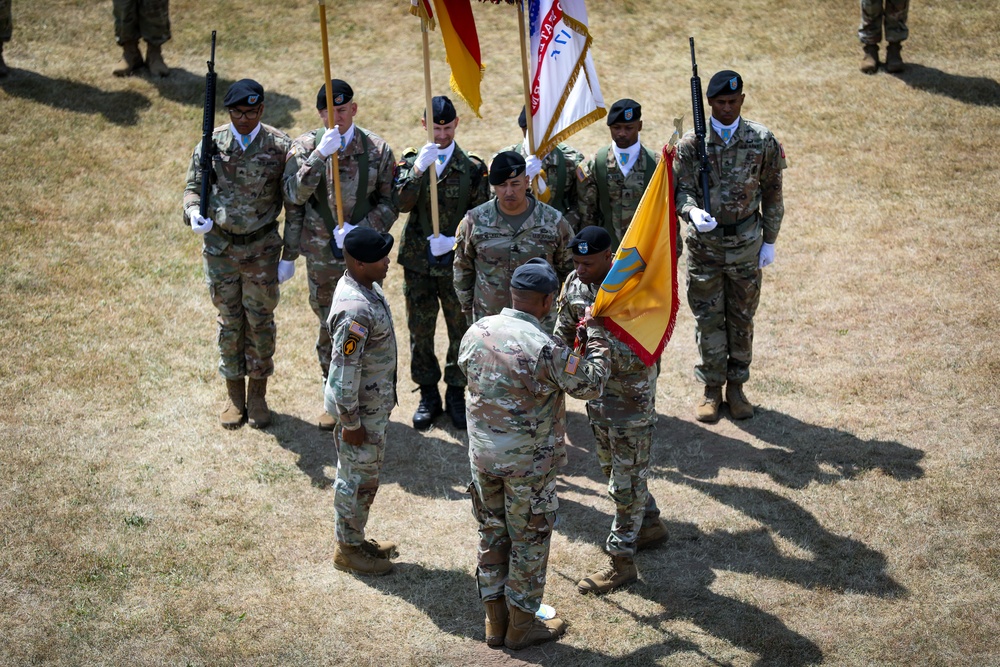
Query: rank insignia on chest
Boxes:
[
  {"xmin": 564, "ymin": 353, "xmax": 581, "ymax": 375},
  {"xmin": 349, "ymin": 320, "xmax": 368, "ymax": 337},
  {"xmin": 343, "ymin": 335, "xmax": 360, "ymax": 356}
]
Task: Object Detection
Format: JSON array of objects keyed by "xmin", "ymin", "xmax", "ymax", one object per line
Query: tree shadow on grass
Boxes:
[
  {"xmin": 890, "ymin": 63, "xmax": 1000, "ymax": 107},
  {"xmin": 0, "ymin": 68, "xmax": 151, "ymax": 125},
  {"xmin": 268, "ymin": 413, "xmax": 338, "ymax": 488}
]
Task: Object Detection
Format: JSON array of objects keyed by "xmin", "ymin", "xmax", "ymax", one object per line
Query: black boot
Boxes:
[
  {"xmin": 412, "ymin": 384, "xmax": 443, "ymax": 430},
  {"xmin": 445, "ymin": 385, "xmax": 467, "ymax": 430}
]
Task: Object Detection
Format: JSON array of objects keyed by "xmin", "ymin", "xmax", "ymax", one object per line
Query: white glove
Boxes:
[
  {"xmin": 414, "ymin": 142, "xmax": 439, "ymax": 174},
  {"xmin": 525, "ymin": 154, "xmax": 543, "ymax": 180},
  {"xmin": 316, "ymin": 125, "xmax": 342, "ymax": 158},
  {"xmin": 189, "ymin": 210, "xmax": 213, "ymax": 235},
  {"xmin": 277, "ymin": 259, "xmax": 296, "ymax": 283},
  {"xmin": 333, "ymin": 222, "xmax": 358, "ymax": 249},
  {"xmin": 427, "ymin": 234, "xmax": 456, "ymax": 257},
  {"xmin": 690, "ymin": 207, "xmax": 718, "ymax": 233},
  {"xmin": 758, "ymin": 242, "xmax": 776, "ymax": 269}
]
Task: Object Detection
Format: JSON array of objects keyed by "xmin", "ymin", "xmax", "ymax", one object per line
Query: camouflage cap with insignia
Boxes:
[
  {"xmin": 316, "ymin": 79, "xmax": 354, "ymax": 110},
  {"xmin": 224, "ymin": 79, "xmax": 265, "ymax": 107},
  {"xmin": 489, "ymin": 150, "xmax": 527, "ymax": 185},
  {"xmin": 707, "ymin": 70, "xmax": 743, "ymax": 98}
]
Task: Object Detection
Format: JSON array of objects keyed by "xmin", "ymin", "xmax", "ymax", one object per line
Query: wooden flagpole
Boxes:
[
  {"xmin": 421, "ymin": 15, "xmax": 442, "ymax": 236},
  {"xmin": 318, "ymin": 0, "xmax": 345, "ymax": 228}
]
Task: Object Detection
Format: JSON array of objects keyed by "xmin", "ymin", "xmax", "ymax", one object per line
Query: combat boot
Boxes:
[
  {"xmin": 220, "ymin": 378, "xmax": 246, "ymax": 429},
  {"xmin": 725, "ymin": 382, "xmax": 754, "ymax": 420},
  {"xmin": 113, "ymin": 40, "xmax": 144, "ymax": 77},
  {"xmin": 577, "ymin": 554, "xmax": 638, "ymax": 594},
  {"xmin": 412, "ymin": 384, "xmax": 443, "ymax": 430},
  {"xmin": 145, "ymin": 41, "xmax": 169, "ymax": 77},
  {"xmin": 333, "ymin": 543, "xmax": 394, "ymax": 576},
  {"xmin": 636, "ymin": 518, "xmax": 669, "ymax": 551},
  {"xmin": 246, "ymin": 377, "xmax": 272, "ymax": 429},
  {"xmin": 359, "ymin": 538, "xmax": 398, "ymax": 560},
  {"xmin": 695, "ymin": 386, "xmax": 723, "ymax": 423},
  {"xmin": 860, "ymin": 43, "xmax": 879, "ymax": 74},
  {"xmin": 885, "ymin": 42, "xmax": 904, "ymax": 73},
  {"xmin": 504, "ymin": 601, "xmax": 566, "ymax": 651},
  {"xmin": 483, "ymin": 597, "xmax": 508, "ymax": 648},
  {"xmin": 444, "ymin": 385, "xmax": 467, "ymax": 430},
  {"xmin": 0, "ymin": 43, "xmax": 8, "ymax": 78}
]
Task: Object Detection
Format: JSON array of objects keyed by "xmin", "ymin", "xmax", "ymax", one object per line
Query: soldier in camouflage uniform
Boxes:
[
  {"xmin": 453, "ymin": 151, "xmax": 574, "ymax": 328},
  {"xmin": 494, "ymin": 106, "xmax": 585, "ymax": 231},
  {"xmin": 112, "ymin": 0, "xmax": 171, "ymax": 77},
  {"xmin": 459, "ymin": 258, "xmax": 611, "ymax": 650},
  {"xmin": 325, "ymin": 228, "xmax": 399, "ymax": 576},
  {"xmin": 283, "ymin": 80, "xmax": 399, "ymax": 430},
  {"xmin": 553, "ymin": 226, "xmax": 670, "ymax": 595},
  {"xmin": 183, "ymin": 79, "xmax": 293, "ymax": 430},
  {"xmin": 858, "ymin": 0, "xmax": 910, "ymax": 74},
  {"xmin": 578, "ymin": 99, "xmax": 660, "ymax": 248},
  {"xmin": 0, "ymin": 0, "xmax": 11, "ymax": 77},
  {"xmin": 674, "ymin": 70, "xmax": 786, "ymax": 423},
  {"xmin": 394, "ymin": 96, "xmax": 490, "ymax": 431}
]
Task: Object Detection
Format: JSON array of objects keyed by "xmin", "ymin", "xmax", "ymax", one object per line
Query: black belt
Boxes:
[
  {"xmin": 214, "ymin": 222, "xmax": 278, "ymax": 245},
  {"xmin": 701, "ymin": 212, "xmax": 759, "ymax": 238}
]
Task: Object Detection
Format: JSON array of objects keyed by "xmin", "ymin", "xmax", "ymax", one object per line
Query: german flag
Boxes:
[{"xmin": 411, "ymin": 0, "xmax": 485, "ymax": 117}]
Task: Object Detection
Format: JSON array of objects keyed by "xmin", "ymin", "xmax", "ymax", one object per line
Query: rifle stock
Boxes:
[
  {"xmin": 689, "ymin": 37, "xmax": 712, "ymax": 215},
  {"xmin": 198, "ymin": 31, "xmax": 217, "ymax": 218}
]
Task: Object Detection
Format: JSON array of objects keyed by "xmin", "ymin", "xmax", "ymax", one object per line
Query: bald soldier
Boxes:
[{"xmin": 283, "ymin": 79, "xmax": 399, "ymax": 429}]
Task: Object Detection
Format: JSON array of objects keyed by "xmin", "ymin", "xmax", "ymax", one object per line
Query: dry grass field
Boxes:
[{"xmin": 1, "ymin": 0, "xmax": 998, "ymax": 665}]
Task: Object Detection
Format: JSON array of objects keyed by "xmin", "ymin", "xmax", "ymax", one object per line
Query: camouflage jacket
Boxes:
[
  {"xmin": 496, "ymin": 141, "xmax": 585, "ymax": 230},
  {"xmin": 674, "ymin": 118, "xmax": 785, "ymax": 244},
  {"xmin": 459, "ymin": 307, "xmax": 611, "ymax": 477},
  {"xmin": 394, "ymin": 142, "xmax": 490, "ymax": 276},
  {"xmin": 282, "ymin": 125, "xmax": 398, "ymax": 262},
  {"xmin": 578, "ymin": 142, "xmax": 660, "ymax": 246},
  {"xmin": 554, "ymin": 271, "xmax": 657, "ymax": 427},
  {"xmin": 453, "ymin": 199, "xmax": 574, "ymax": 321},
  {"xmin": 183, "ymin": 123, "xmax": 293, "ymax": 253},
  {"xmin": 324, "ymin": 271, "xmax": 398, "ymax": 431}
]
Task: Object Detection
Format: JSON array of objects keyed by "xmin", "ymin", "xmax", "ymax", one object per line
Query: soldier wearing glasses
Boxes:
[{"xmin": 184, "ymin": 79, "xmax": 294, "ymax": 430}]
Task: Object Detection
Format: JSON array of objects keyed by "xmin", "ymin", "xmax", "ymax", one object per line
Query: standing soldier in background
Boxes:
[
  {"xmin": 674, "ymin": 70, "xmax": 786, "ymax": 423},
  {"xmin": 325, "ymin": 228, "xmax": 399, "ymax": 576},
  {"xmin": 112, "ymin": 0, "xmax": 170, "ymax": 77},
  {"xmin": 283, "ymin": 80, "xmax": 398, "ymax": 430},
  {"xmin": 554, "ymin": 226, "xmax": 669, "ymax": 595},
  {"xmin": 578, "ymin": 99, "xmax": 660, "ymax": 247},
  {"xmin": 496, "ymin": 106, "xmax": 585, "ymax": 232},
  {"xmin": 858, "ymin": 0, "xmax": 910, "ymax": 73},
  {"xmin": 459, "ymin": 258, "xmax": 610, "ymax": 650},
  {"xmin": 183, "ymin": 79, "xmax": 292, "ymax": 429},
  {"xmin": 453, "ymin": 151, "xmax": 574, "ymax": 326},
  {"xmin": 394, "ymin": 95, "xmax": 490, "ymax": 432},
  {"xmin": 0, "ymin": 0, "xmax": 11, "ymax": 77}
]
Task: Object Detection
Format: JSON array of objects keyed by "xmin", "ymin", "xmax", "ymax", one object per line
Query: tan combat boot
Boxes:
[
  {"xmin": 695, "ymin": 386, "xmax": 723, "ymax": 423},
  {"xmin": 145, "ymin": 42, "xmax": 169, "ymax": 77},
  {"xmin": 726, "ymin": 382, "xmax": 754, "ymax": 420},
  {"xmin": 885, "ymin": 42, "xmax": 904, "ymax": 73},
  {"xmin": 0, "ymin": 43, "xmax": 8, "ymax": 78},
  {"xmin": 317, "ymin": 410, "xmax": 336, "ymax": 431},
  {"xmin": 333, "ymin": 543, "xmax": 394, "ymax": 576},
  {"xmin": 636, "ymin": 518, "xmax": 669, "ymax": 551},
  {"xmin": 504, "ymin": 601, "xmax": 566, "ymax": 650},
  {"xmin": 220, "ymin": 378, "xmax": 246, "ymax": 429},
  {"xmin": 860, "ymin": 44, "xmax": 879, "ymax": 74},
  {"xmin": 360, "ymin": 538, "xmax": 398, "ymax": 560},
  {"xmin": 577, "ymin": 554, "xmax": 638, "ymax": 594},
  {"xmin": 246, "ymin": 377, "xmax": 271, "ymax": 429},
  {"xmin": 483, "ymin": 597, "xmax": 508, "ymax": 648},
  {"xmin": 113, "ymin": 40, "xmax": 144, "ymax": 77}
]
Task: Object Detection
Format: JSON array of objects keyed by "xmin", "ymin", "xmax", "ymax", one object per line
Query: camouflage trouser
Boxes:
[
  {"xmin": 334, "ymin": 421, "xmax": 387, "ymax": 546},
  {"xmin": 203, "ymin": 232, "xmax": 281, "ymax": 380},
  {"xmin": 591, "ymin": 420, "xmax": 660, "ymax": 557},
  {"xmin": 305, "ymin": 251, "xmax": 346, "ymax": 379},
  {"xmin": 469, "ymin": 467, "xmax": 558, "ymax": 614},
  {"xmin": 686, "ymin": 231, "xmax": 763, "ymax": 387},
  {"xmin": 403, "ymin": 268, "xmax": 467, "ymax": 388},
  {"xmin": 0, "ymin": 0, "xmax": 11, "ymax": 43},
  {"xmin": 858, "ymin": 0, "xmax": 909, "ymax": 44},
  {"xmin": 113, "ymin": 0, "xmax": 171, "ymax": 45}
]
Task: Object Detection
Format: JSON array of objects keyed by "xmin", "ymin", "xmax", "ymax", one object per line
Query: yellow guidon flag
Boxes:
[
  {"xmin": 592, "ymin": 145, "xmax": 680, "ymax": 367},
  {"xmin": 411, "ymin": 0, "xmax": 485, "ymax": 117}
]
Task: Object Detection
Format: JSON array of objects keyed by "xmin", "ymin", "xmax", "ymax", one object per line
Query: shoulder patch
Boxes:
[
  {"xmin": 576, "ymin": 165, "xmax": 587, "ymax": 182},
  {"xmin": 778, "ymin": 142, "xmax": 789, "ymax": 169},
  {"xmin": 343, "ymin": 336, "xmax": 359, "ymax": 356},
  {"xmin": 564, "ymin": 352, "xmax": 581, "ymax": 375},
  {"xmin": 349, "ymin": 320, "xmax": 368, "ymax": 337}
]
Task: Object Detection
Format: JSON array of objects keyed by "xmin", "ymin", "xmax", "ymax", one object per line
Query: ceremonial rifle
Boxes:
[
  {"xmin": 689, "ymin": 37, "xmax": 711, "ymax": 215},
  {"xmin": 198, "ymin": 31, "xmax": 217, "ymax": 218}
]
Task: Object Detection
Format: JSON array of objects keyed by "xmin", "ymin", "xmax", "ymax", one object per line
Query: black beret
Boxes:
[
  {"xmin": 570, "ymin": 226, "xmax": 613, "ymax": 256},
  {"xmin": 316, "ymin": 79, "xmax": 354, "ymax": 110},
  {"xmin": 489, "ymin": 151, "xmax": 527, "ymax": 185},
  {"xmin": 518, "ymin": 105, "xmax": 527, "ymax": 130},
  {"xmin": 224, "ymin": 79, "xmax": 264, "ymax": 107},
  {"xmin": 511, "ymin": 258, "xmax": 560, "ymax": 294},
  {"xmin": 343, "ymin": 227, "xmax": 394, "ymax": 262},
  {"xmin": 706, "ymin": 70, "xmax": 743, "ymax": 98},
  {"xmin": 607, "ymin": 98, "xmax": 641, "ymax": 125},
  {"xmin": 425, "ymin": 95, "xmax": 457, "ymax": 125}
]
